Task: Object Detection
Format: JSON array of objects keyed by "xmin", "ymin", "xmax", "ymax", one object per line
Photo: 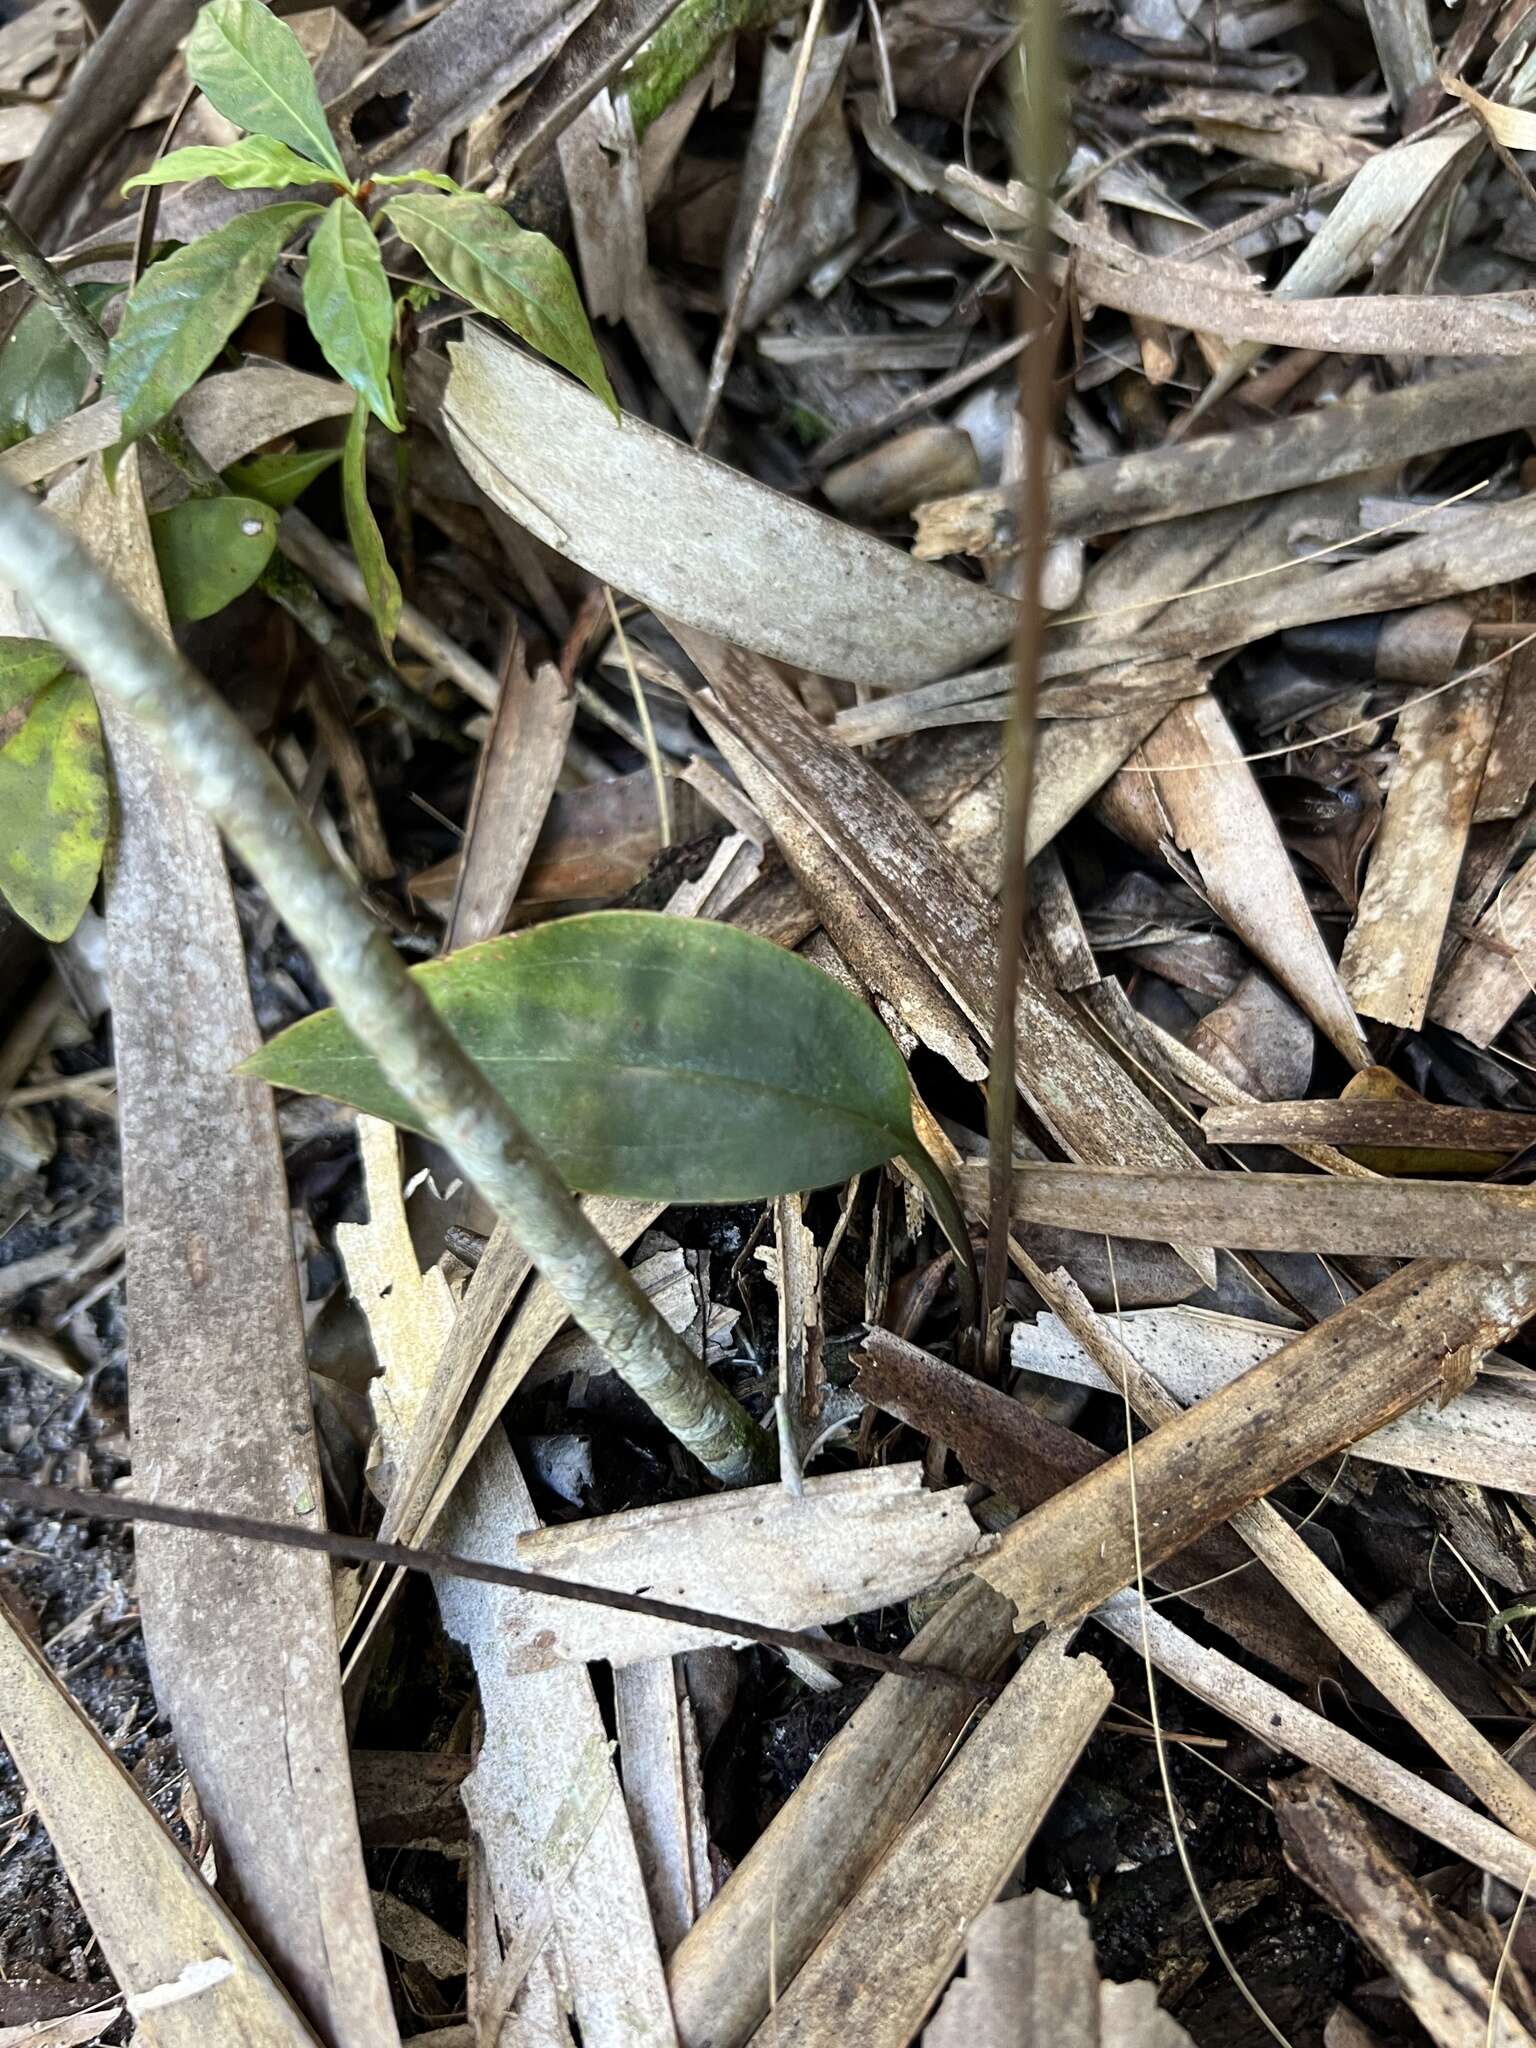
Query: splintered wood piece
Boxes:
[
  {"xmin": 974, "ymin": 1257, "xmax": 1536, "ymax": 1630},
  {"xmin": 923, "ymin": 1893, "xmax": 1193, "ymax": 2047},
  {"xmin": 0, "ymin": 1600, "xmax": 320, "ymax": 2047},
  {"xmin": 1026, "ymin": 1265, "xmax": 1536, "ymax": 1846},
  {"xmin": 1202, "ymin": 1099, "xmax": 1535, "ymax": 1153},
  {"xmin": 752, "ymin": 1633, "xmax": 1110, "ymax": 2047},
  {"xmin": 483, "ymin": 1465, "xmax": 985, "ymax": 1670},
  {"xmin": 979, "ymin": 1163, "xmax": 1536, "ymax": 1257},
  {"xmin": 1342, "ymin": 670, "xmax": 1504, "ymax": 1028},
  {"xmin": 46, "ymin": 455, "xmax": 395, "ymax": 2048},
  {"xmin": 1012, "ymin": 1306, "xmax": 1536, "ymax": 1495},
  {"xmin": 613, "ymin": 1657, "xmax": 714, "ymax": 1958},
  {"xmin": 1275, "ymin": 1772, "xmax": 1536, "ymax": 2048},
  {"xmin": 436, "ymin": 1428, "xmax": 678, "ymax": 2046},
  {"xmin": 668, "ymin": 1573, "xmax": 1019, "ymax": 2048},
  {"xmin": 1427, "ymin": 849, "xmax": 1536, "ymax": 1047},
  {"xmin": 336, "ymin": 1117, "xmax": 458, "ymax": 1507},
  {"xmin": 1137, "ymin": 695, "xmax": 1369, "ymax": 1066}
]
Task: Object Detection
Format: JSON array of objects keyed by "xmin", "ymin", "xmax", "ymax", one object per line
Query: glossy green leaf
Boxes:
[
  {"xmin": 224, "ymin": 443, "xmax": 341, "ymax": 508},
  {"xmin": 123, "ymin": 135, "xmax": 339, "ymax": 195},
  {"xmin": 372, "ymin": 169, "xmax": 463, "ymax": 195},
  {"xmin": 303, "ymin": 198, "xmax": 401, "ymax": 430},
  {"xmin": 185, "ymin": 0, "xmax": 346, "ymax": 178},
  {"xmin": 242, "ymin": 911, "xmax": 924, "ymax": 1201},
  {"xmin": 149, "ymin": 494, "xmax": 278, "ymax": 620},
  {"xmin": 0, "ymin": 284, "xmax": 119, "ymax": 440},
  {"xmin": 342, "ymin": 393, "xmax": 400, "ymax": 649},
  {"xmin": 382, "ymin": 191, "xmax": 618, "ymax": 418},
  {"xmin": 0, "ymin": 638, "xmax": 70, "ymax": 718},
  {"xmin": 0, "ymin": 673, "xmax": 110, "ymax": 942},
  {"xmin": 105, "ymin": 202, "xmax": 322, "ymax": 444}
]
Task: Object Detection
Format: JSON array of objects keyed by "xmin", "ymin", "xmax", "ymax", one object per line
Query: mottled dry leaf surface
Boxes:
[{"xmin": 12, "ymin": 2, "xmax": 1536, "ymax": 2045}]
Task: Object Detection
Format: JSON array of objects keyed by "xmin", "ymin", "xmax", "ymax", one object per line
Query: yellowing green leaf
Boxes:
[
  {"xmin": 382, "ymin": 191, "xmax": 618, "ymax": 418},
  {"xmin": 185, "ymin": 0, "xmax": 346, "ymax": 178},
  {"xmin": 0, "ymin": 673, "xmax": 109, "ymax": 942},
  {"xmin": 105, "ymin": 202, "xmax": 323, "ymax": 444},
  {"xmin": 0, "ymin": 638, "xmax": 69, "ymax": 719},
  {"xmin": 242, "ymin": 911, "xmax": 922, "ymax": 1202},
  {"xmin": 342, "ymin": 393, "xmax": 400, "ymax": 649},
  {"xmin": 149, "ymin": 494, "xmax": 278, "ymax": 620},
  {"xmin": 224, "ymin": 444, "xmax": 341, "ymax": 508},
  {"xmin": 303, "ymin": 198, "xmax": 401, "ymax": 430},
  {"xmin": 123, "ymin": 135, "xmax": 340, "ymax": 195}
]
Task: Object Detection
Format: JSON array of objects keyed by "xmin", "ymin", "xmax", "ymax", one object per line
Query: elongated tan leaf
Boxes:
[
  {"xmin": 44, "ymin": 454, "xmax": 397, "ymax": 2047},
  {"xmin": 0, "ymin": 1601, "xmax": 320, "ymax": 2047},
  {"xmin": 442, "ymin": 325, "xmax": 1014, "ymax": 687}
]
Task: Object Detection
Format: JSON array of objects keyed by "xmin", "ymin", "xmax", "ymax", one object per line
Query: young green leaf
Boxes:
[
  {"xmin": 105, "ymin": 201, "xmax": 323, "ymax": 443},
  {"xmin": 185, "ymin": 0, "xmax": 346, "ymax": 178},
  {"xmin": 123, "ymin": 135, "xmax": 340, "ymax": 195},
  {"xmin": 372, "ymin": 169, "xmax": 463, "ymax": 195},
  {"xmin": 342, "ymin": 393, "xmax": 401, "ymax": 649},
  {"xmin": 303, "ymin": 198, "xmax": 402, "ymax": 431},
  {"xmin": 0, "ymin": 638, "xmax": 70, "ymax": 718},
  {"xmin": 382, "ymin": 191, "xmax": 618, "ymax": 418},
  {"xmin": 149, "ymin": 495, "xmax": 278, "ymax": 620},
  {"xmin": 224, "ymin": 444, "xmax": 341, "ymax": 508},
  {"xmin": 0, "ymin": 672, "xmax": 110, "ymax": 942},
  {"xmin": 242, "ymin": 911, "xmax": 922, "ymax": 1202},
  {"xmin": 0, "ymin": 284, "xmax": 119, "ymax": 441}
]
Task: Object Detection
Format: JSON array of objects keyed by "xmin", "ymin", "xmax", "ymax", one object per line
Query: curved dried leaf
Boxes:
[
  {"xmin": 342, "ymin": 392, "xmax": 400, "ymax": 648},
  {"xmin": 185, "ymin": 0, "xmax": 346, "ymax": 177},
  {"xmin": 105, "ymin": 202, "xmax": 323, "ymax": 443},
  {"xmin": 303, "ymin": 197, "xmax": 401, "ymax": 429},
  {"xmin": 243, "ymin": 910, "xmax": 922, "ymax": 1203},
  {"xmin": 383, "ymin": 189, "xmax": 618, "ymax": 417},
  {"xmin": 0, "ymin": 672, "xmax": 109, "ymax": 942},
  {"xmin": 149, "ymin": 493, "xmax": 278, "ymax": 620},
  {"xmin": 122, "ymin": 135, "xmax": 338, "ymax": 194}
]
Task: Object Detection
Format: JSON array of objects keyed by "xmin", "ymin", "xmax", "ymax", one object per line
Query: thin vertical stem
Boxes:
[{"xmin": 982, "ymin": 0, "xmax": 1063, "ymax": 1341}]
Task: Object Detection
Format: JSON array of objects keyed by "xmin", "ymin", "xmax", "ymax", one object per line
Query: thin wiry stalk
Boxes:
[
  {"xmin": 0, "ymin": 475, "xmax": 772, "ymax": 1486},
  {"xmin": 981, "ymin": 0, "xmax": 1064, "ymax": 1340}
]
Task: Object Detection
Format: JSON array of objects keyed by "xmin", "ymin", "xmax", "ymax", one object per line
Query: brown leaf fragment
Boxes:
[
  {"xmin": 980, "ymin": 1163, "xmax": 1536, "ymax": 1257},
  {"xmin": 923, "ymin": 1893, "xmax": 1193, "ymax": 2046},
  {"xmin": 1203, "ymin": 1096, "xmax": 1534, "ymax": 1158},
  {"xmin": 1341, "ymin": 670, "xmax": 1505, "ymax": 1029},
  {"xmin": 1428, "ymin": 849, "xmax": 1536, "ymax": 1047},
  {"xmin": 1186, "ymin": 970, "xmax": 1315, "ymax": 1101},
  {"xmin": 1275, "ymin": 1771, "xmax": 1536, "ymax": 2048}
]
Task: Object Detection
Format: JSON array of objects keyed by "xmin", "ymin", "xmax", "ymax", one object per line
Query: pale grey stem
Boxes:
[{"xmin": 0, "ymin": 476, "xmax": 772, "ymax": 1486}]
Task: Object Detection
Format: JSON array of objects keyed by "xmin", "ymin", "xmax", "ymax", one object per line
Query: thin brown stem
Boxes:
[{"xmin": 982, "ymin": 0, "xmax": 1064, "ymax": 1341}]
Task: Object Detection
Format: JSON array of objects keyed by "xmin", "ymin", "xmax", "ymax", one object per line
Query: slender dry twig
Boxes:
[
  {"xmin": 0, "ymin": 474, "xmax": 772, "ymax": 1484},
  {"xmin": 0, "ymin": 1477, "xmax": 986, "ymax": 1696},
  {"xmin": 983, "ymin": 0, "xmax": 1063, "ymax": 1338}
]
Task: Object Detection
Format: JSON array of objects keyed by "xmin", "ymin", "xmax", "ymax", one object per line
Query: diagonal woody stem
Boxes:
[{"xmin": 0, "ymin": 474, "xmax": 772, "ymax": 1485}]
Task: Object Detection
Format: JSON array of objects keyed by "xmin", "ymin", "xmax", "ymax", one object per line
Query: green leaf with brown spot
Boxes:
[{"xmin": 0, "ymin": 671, "xmax": 110, "ymax": 942}]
